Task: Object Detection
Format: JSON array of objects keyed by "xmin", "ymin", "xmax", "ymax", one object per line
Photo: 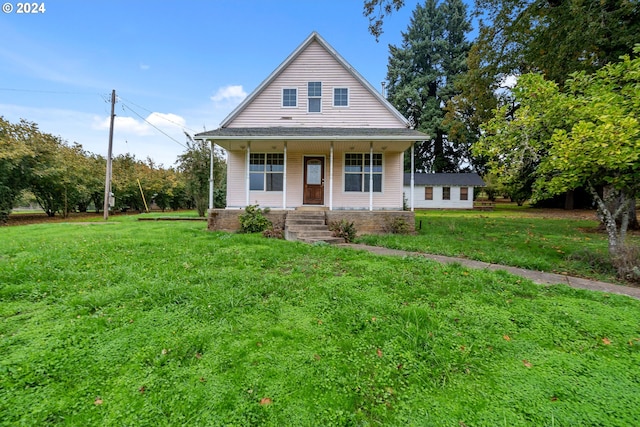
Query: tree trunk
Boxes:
[{"xmin": 589, "ymin": 184, "xmax": 630, "ymax": 257}]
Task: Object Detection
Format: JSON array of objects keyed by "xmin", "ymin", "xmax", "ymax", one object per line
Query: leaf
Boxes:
[
  {"xmin": 376, "ymin": 348, "xmax": 383, "ymax": 358},
  {"xmin": 94, "ymin": 397, "xmax": 103, "ymax": 406},
  {"xmin": 259, "ymin": 397, "xmax": 272, "ymax": 405},
  {"xmin": 522, "ymin": 359, "xmax": 533, "ymax": 368},
  {"xmin": 602, "ymin": 337, "xmax": 611, "ymax": 345},
  {"xmin": 503, "ymin": 335, "xmax": 511, "ymax": 341}
]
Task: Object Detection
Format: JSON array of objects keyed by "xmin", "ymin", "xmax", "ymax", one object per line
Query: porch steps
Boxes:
[{"xmin": 284, "ymin": 210, "xmax": 344, "ymax": 244}]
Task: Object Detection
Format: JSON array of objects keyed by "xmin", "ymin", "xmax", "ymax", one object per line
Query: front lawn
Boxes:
[
  {"xmin": 358, "ymin": 206, "xmax": 634, "ymax": 283},
  {"xmin": 1, "ymin": 217, "xmax": 639, "ymax": 426}
]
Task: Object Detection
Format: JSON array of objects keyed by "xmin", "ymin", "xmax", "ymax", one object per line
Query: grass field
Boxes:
[
  {"xmin": 358, "ymin": 206, "xmax": 638, "ymax": 284},
  {"xmin": 2, "ymin": 213, "xmax": 640, "ymax": 426}
]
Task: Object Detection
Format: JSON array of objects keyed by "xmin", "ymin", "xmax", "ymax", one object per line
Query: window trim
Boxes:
[
  {"xmin": 460, "ymin": 186, "xmax": 469, "ymax": 201},
  {"xmin": 425, "ymin": 186, "xmax": 433, "ymax": 200},
  {"xmin": 442, "ymin": 186, "xmax": 451, "ymax": 201},
  {"xmin": 343, "ymin": 152, "xmax": 383, "ymax": 193},
  {"xmin": 282, "ymin": 88, "xmax": 297, "ymax": 108},
  {"xmin": 249, "ymin": 153, "xmax": 284, "ymax": 192},
  {"xmin": 333, "ymin": 87, "xmax": 349, "ymax": 107},
  {"xmin": 308, "ymin": 81, "xmax": 322, "ymax": 113}
]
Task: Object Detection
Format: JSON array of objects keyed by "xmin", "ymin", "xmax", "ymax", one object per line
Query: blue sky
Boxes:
[{"xmin": 1, "ymin": 0, "xmax": 433, "ymax": 167}]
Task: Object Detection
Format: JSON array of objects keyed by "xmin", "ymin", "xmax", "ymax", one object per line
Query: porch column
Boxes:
[
  {"xmin": 283, "ymin": 142, "xmax": 287, "ymax": 209},
  {"xmin": 369, "ymin": 142, "xmax": 373, "ymax": 211},
  {"xmin": 245, "ymin": 142, "xmax": 251, "ymax": 207},
  {"xmin": 209, "ymin": 140, "xmax": 214, "ymax": 209},
  {"xmin": 410, "ymin": 142, "xmax": 415, "ymax": 212},
  {"xmin": 329, "ymin": 142, "xmax": 334, "ymax": 211}
]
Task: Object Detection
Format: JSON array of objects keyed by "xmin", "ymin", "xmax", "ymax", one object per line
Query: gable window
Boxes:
[
  {"xmin": 250, "ymin": 153, "xmax": 284, "ymax": 191},
  {"xmin": 334, "ymin": 88, "xmax": 348, "ymax": 107},
  {"xmin": 425, "ymin": 186, "xmax": 433, "ymax": 200},
  {"xmin": 442, "ymin": 187, "xmax": 451, "ymax": 200},
  {"xmin": 460, "ymin": 187, "xmax": 469, "ymax": 200},
  {"xmin": 308, "ymin": 81, "xmax": 322, "ymax": 113},
  {"xmin": 282, "ymin": 88, "xmax": 297, "ymax": 107},
  {"xmin": 344, "ymin": 153, "xmax": 382, "ymax": 192}
]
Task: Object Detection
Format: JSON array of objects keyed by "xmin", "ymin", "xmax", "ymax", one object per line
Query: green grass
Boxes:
[
  {"xmin": 358, "ymin": 206, "xmax": 633, "ymax": 283},
  {"xmin": 2, "ymin": 217, "xmax": 640, "ymax": 426}
]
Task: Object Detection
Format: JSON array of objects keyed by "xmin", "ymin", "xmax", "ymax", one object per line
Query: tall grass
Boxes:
[{"xmin": 1, "ymin": 217, "xmax": 640, "ymax": 426}]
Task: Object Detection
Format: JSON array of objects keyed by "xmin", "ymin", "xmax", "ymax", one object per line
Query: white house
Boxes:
[
  {"xmin": 404, "ymin": 173, "xmax": 485, "ymax": 209},
  {"xmin": 195, "ymin": 32, "xmax": 429, "ymax": 234}
]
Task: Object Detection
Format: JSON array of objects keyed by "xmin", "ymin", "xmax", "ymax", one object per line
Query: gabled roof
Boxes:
[
  {"xmin": 404, "ymin": 173, "xmax": 486, "ymax": 187},
  {"xmin": 218, "ymin": 31, "xmax": 410, "ymax": 128}
]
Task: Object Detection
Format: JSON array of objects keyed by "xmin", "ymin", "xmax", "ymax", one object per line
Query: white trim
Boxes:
[
  {"xmin": 307, "ymin": 81, "xmax": 322, "ymax": 114},
  {"xmin": 333, "ymin": 87, "xmax": 349, "ymax": 107},
  {"xmin": 410, "ymin": 142, "xmax": 415, "ymax": 212},
  {"xmin": 329, "ymin": 142, "xmax": 334, "ymax": 211},
  {"xmin": 281, "ymin": 87, "xmax": 298, "ymax": 108},
  {"xmin": 369, "ymin": 142, "xmax": 373, "ymax": 211},
  {"xmin": 283, "ymin": 143, "xmax": 287, "ymax": 209},
  {"xmin": 245, "ymin": 142, "xmax": 251, "ymax": 206}
]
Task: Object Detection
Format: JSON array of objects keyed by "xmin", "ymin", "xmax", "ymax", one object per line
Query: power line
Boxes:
[
  {"xmin": 119, "ymin": 102, "xmax": 188, "ymax": 150},
  {"xmin": 117, "ymin": 95, "xmax": 201, "ymax": 135}
]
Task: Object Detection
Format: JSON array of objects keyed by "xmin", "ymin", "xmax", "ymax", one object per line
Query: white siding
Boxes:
[
  {"xmin": 404, "ymin": 185, "xmax": 475, "ymax": 209},
  {"xmin": 227, "ymin": 41, "xmax": 406, "ymax": 129}
]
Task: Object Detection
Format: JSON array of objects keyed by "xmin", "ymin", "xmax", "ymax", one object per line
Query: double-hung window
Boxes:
[
  {"xmin": 344, "ymin": 153, "xmax": 382, "ymax": 192},
  {"xmin": 250, "ymin": 153, "xmax": 284, "ymax": 191},
  {"xmin": 333, "ymin": 88, "xmax": 348, "ymax": 107},
  {"xmin": 442, "ymin": 187, "xmax": 451, "ymax": 200},
  {"xmin": 460, "ymin": 187, "xmax": 469, "ymax": 200},
  {"xmin": 308, "ymin": 82, "xmax": 322, "ymax": 113},
  {"xmin": 282, "ymin": 88, "xmax": 297, "ymax": 107}
]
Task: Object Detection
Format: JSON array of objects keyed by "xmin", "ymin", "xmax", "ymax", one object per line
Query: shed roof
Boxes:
[
  {"xmin": 197, "ymin": 127, "xmax": 427, "ymax": 141},
  {"xmin": 404, "ymin": 173, "xmax": 486, "ymax": 187}
]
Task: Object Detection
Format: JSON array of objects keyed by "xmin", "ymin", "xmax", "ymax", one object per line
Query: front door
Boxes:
[{"xmin": 303, "ymin": 157, "xmax": 324, "ymax": 205}]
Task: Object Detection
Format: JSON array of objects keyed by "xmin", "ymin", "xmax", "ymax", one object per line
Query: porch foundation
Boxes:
[{"xmin": 207, "ymin": 209, "xmax": 415, "ymax": 236}]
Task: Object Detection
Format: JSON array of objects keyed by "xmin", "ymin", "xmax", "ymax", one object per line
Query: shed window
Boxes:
[
  {"xmin": 442, "ymin": 187, "xmax": 451, "ymax": 200},
  {"xmin": 344, "ymin": 153, "xmax": 382, "ymax": 192},
  {"xmin": 425, "ymin": 186, "xmax": 433, "ymax": 200},
  {"xmin": 282, "ymin": 88, "xmax": 297, "ymax": 107},
  {"xmin": 250, "ymin": 153, "xmax": 284, "ymax": 191},
  {"xmin": 334, "ymin": 88, "xmax": 348, "ymax": 106},
  {"xmin": 460, "ymin": 187, "xmax": 469, "ymax": 200},
  {"xmin": 308, "ymin": 81, "xmax": 322, "ymax": 113}
]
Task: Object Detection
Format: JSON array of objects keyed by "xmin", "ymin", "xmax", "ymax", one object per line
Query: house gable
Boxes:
[{"xmin": 222, "ymin": 32, "xmax": 409, "ymax": 129}]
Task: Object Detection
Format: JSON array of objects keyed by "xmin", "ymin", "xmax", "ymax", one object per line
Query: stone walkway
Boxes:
[{"xmin": 337, "ymin": 244, "xmax": 640, "ymax": 301}]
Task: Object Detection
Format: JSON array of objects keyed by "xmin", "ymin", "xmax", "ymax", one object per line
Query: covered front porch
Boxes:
[{"xmin": 196, "ymin": 127, "xmax": 427, "ymax": 212}]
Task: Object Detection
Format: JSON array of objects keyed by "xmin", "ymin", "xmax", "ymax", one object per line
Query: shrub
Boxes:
[
  {"xmin": 383, "ymin": 215, "xmax": 412, "ymax": 234},
  {"xmin": 329, "ymin": 219, "xmax": 357, "ymax": 243},
  {"xmin": 238, "ymin": 205, "xmax": 272, "ymax": 233},
  {"xmin": 262, "ymin": 219, "xmax": 284, "ymax": 239}
]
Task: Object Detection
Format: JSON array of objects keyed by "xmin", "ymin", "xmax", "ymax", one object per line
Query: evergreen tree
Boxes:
[{"xmin": 385, "ymin": 0, "xmax": 471, "ymax": 172}]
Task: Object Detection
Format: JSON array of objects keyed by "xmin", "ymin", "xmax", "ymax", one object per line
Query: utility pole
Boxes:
[{"xmin": 103, "ymin": 89, "xmax": 116, "ymax": 220}]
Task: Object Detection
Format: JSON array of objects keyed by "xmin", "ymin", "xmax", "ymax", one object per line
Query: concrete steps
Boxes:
[{"xmin": 284, "ymin": 210, "xmax": 344, "ymax": 244}]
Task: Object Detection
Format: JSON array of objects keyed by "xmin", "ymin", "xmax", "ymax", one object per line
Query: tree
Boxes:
[
  {"xmin": 477, "ymin": 49, "xmax": 640, "ymax": 263},
  {"xmin": 0, "ymin": 118, "xmax": 35, "ymax": 223},
  {"xmin": 176, "ymin": 134, "xmax": 226, "ymax": 217},
  {"xmin": 386, "ymin": 0, "xmax": 472, "ymax": 172}
]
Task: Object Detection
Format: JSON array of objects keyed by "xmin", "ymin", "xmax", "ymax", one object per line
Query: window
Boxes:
[
  {"xmin": 460, "ymin": 187, "xmax": 469, "ymax": 201},
  {"xmin": 308, "ymin": 81, "xmax": 321, "ymax": 113},
  {"xmin": 282, "ymin": 88, "xmax": 297, "ymax": 107},
  {"xmin": 425, "ymin": 187, "xmax": 433, "ymax": 200},
  {"xmin": 250, "ymin": 153, "xmax": 284, "ymax": 191},
  {"xmin": 442, "ymin": 187, "xmax": 451, "ymax": 200},
  {"xmin": 334, "ymin": 88, "xmax": 348, "ymax": 106},
  {"xmin": 344, "ymin": 153, "xmax": 382, "ymax": 192}
]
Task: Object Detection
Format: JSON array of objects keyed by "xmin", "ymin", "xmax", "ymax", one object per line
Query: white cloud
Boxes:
[
  {"xmin": 210, "ymin": 85, "xmax": 247, "ymax": 102},
  {"xmin": 500, "ymin": 74, "xmax": 518, "ymax": 89},
  {"xmin": 93, "ymin": 112, "xmax": 186, "ymax": 135},
  {"xmin": 146, "ymin": 112, "xmax": 186, "ymax": 129},
  {"xmin": 139, "ymin": 63, "xmax": 150, "ymax": 71}
]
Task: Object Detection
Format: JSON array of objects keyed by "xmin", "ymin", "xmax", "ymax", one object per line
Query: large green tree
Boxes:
[
  {"xmin": 476, "ymin": 49, "xmax": 640, "ymax": 261},
  {"xmin": 386, "ymin": 0, "xmax": 472, "ymax": 172},
  {"xmin": 177, "ymin": 134, "xmax": 226, "ymax": 217},
  {"xmin": 0, "ymin": 118, "xmax": 35, "ymax": 223}
]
